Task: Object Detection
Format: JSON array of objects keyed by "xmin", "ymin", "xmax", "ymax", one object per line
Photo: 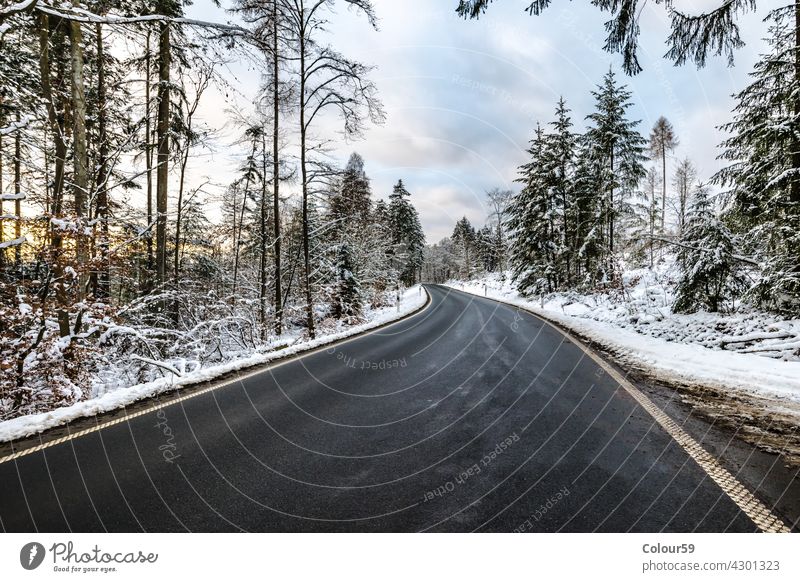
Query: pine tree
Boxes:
[
  {"xmin": 230, "ymin": 130, "xmax": 262, "ymax": 296},
  {"xmin": 452, "ymin": 216, "xmax": 477, "ymax": 279},
  {"xmin": 388, "ymin": 180, "xmax": 425, "ymax": 286},
  {"xmin": 584, "ymin": 68, "xmax": 648, "ymax": 279},
  {"xmin": 674, "ymin": 184, "xmax": 747, "ymax": 314},
  {"xmin": 333, "ymin": 242, "xmax": 362, "ymax": 321},
  {"xmin": 368, "ymin": 199, "xmax": 397, "ymax": 294},
  {"xmin": 154, "ymin": 0, "xmax": 186, "ymax": 287},
  {"xmin": 572, "ymin": 139, "xmax": 604, "ymax": 284},
  {"xmin": 508, "ymin": 124, "xmax": 556, "ymax": 294},
  {"xmin": 546, "ymin": 97, "xmax": 578, "ymax": 285},
  {"xmin": 475, "ymin": 225, "xmax": 497, "ymax": 273},
  {"xmin": 326, "ymin": 153, "xmax": 394, "ymax": 308},
  {"xmin": 715, "ymin": 5, "xmax": 800, "ymax": 313},
  {"xmin": 331, "ymin": 152, "xmax": 372, "ymax": 229},
  {"xmin": 372, "ymin": 199, "xmax": 390, "ymax": 232}
]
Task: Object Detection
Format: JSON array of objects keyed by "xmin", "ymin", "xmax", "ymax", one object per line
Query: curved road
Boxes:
[{"xmin": 0, "ymin": 285, "xmax": 786, "ymax": 532}]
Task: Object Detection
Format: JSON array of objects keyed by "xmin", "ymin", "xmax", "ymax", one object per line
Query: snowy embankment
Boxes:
[
  {"xmin": 0, "ymin": 286, "xmax": 428, "ymax": 443},
  {"xmin": 444, "ymin": 274, "xmax": 800, "ymax": 410}
]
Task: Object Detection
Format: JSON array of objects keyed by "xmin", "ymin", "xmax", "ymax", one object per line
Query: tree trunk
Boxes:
[
  {"xmin": 609, "ymin": 150, "xmax": 615, "ymax": 261},
  {"xmin": 174, "ymin": 108, "xmax": 193, "ymax": 282},
  {"xmin": 40, "ymin": 13, "xmax": 71, "ymax": 337},
  {"xmin": 496, "ymin": 222, "xmax": 503, "ymax": 273},
  {"xmin": 69, "ymin": 12, "xmax": 88, "ymax": 299},
  {"xmin": 260, "ymin": 132, "xmax": 268, "ymax": 338},
  {"xmin": 792, "ymin": 4, "xmax": 800, "ymax": 218},
  {"xmin": 95, "ymin": 22, "xmax": 110, "ymax": 300},
  {"xmin": 793, "ymin": 1, "xmax": 800, "ymax": 209},
  {"xmin": 560, "ymin": 183, "xmax": 569, "ymax": 284},
  {"xmin": 661, "ymin": 148, "xmax": 667, "ymax": 230},
  {"xmin": 14, "ymin": 109, "xmax": 21, "ymax": 267},
  {"xmin": 43, "ymin": 121, "xmax": 50, "ymax": 226},
  {"xmin": 0, "ymin": 123, "xmax": 4, "ymax": 267},
  {"xmin": 649, "ymin": 182, "xmax": 655, "ymax": 269},
  {"xmin": 156, "ymin": 22, "xmax": 170, "ymax": 286},
  {"xmin": 272, "ymin": 0, "xmax": 283, "ymax": 336},
  {"xmin": 145, "ymin": 31, "xmax": 154, "ymax": 282},
  {"xmin": 232, "ymin": 140, "xmax": 256, "ymax": 296},
  {"xmin": 791, "ymin": 1, "xmax": 800, "ymax": 296},
  {"xmin": 299, "ymin": 15, "xmax": 315, "ymax": 339}
]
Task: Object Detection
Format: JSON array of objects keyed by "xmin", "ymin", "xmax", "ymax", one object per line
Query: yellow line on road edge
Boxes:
[
  {"xmin": 0, "ymin": 288, "xmax": 432, "ymax": 466},
  {"xmin": 448, "ymin": 285, "xmax": 791, "ymax": 533}
]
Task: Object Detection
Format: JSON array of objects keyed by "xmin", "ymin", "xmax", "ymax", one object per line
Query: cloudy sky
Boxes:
[{"xmin": 189, "ymin": 0, "xmax": 772, "ymax": 242}]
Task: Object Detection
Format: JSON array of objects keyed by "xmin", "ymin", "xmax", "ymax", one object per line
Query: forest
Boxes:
[
  {"xmin": 0, "ymin": 0, "xmax": 425, "ymax": 420},
  {"xmin": 432, "ymin": 4, "xmax": 800, "ymax": 322},
  {"xmin": 2, "ymin": 0, "xmax": 800, "ymax": 423}
]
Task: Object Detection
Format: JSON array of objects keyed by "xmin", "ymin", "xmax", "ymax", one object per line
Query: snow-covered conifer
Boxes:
[{"xmin": 674, "ymin": 184, "xmax": 747, "ymax": 314}]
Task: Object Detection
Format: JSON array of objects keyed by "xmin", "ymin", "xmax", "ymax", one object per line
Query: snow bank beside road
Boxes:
[
  {"xmin": 444, "ymin": 279, "xmax": 800, "ymax": 407},
  {"xmin": 0, "ymin": 286, "xmax": 428, "ymax": 443}
]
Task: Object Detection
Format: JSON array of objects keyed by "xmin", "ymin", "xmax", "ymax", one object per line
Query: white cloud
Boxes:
[{"xmin": 185, "ymin": 0, "xmax": 774, "ymax": 241}]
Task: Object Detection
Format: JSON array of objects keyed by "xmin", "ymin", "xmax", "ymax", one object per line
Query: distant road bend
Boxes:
[{"xmin": 0, "ymin": 285, "xmax": 795, "ymax": 532}]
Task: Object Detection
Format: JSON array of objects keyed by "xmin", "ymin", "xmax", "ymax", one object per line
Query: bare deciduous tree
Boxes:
[
  {"xmin": 672, "ymin": 157, "xmax": 697, "ymax": 235},
  {"xmin": 486, "ymin": 187, "xmax": 512, "ymax": 274},
  {"xmin": 649, "ymin": 116, "xmax": 678, "ymax": 229},
  {"xmin": 283, "ymin": 0, "xmax": 385, "ymax": 339}
]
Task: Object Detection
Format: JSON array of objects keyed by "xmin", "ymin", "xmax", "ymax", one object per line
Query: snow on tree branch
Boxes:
[
  {"xmin": 0, "ymin": 236, "xmax": 26, "ymax": 250},
  {"xmin": 0, "ymin": 116, "xmax": 32, "ymax": 136}
]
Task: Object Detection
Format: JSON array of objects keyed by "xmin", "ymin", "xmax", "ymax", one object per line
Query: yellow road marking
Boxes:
[{"xmin": 0, "ymin": 289, "xmax": 432, "ymax": 466}]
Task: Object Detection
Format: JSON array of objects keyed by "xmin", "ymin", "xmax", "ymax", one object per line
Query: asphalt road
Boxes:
[{"xmin": 0, "ymin": 285, "xmax": 785, "ymax": 532}]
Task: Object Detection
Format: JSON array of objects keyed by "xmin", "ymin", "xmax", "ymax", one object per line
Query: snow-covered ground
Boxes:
[
  {"xmin": 0, "ymin": 286, "xmax": 428, "ymax": 443},
  {"xmin": 444, "ymin": 272, "xmax": 800, "ymax": 412}
]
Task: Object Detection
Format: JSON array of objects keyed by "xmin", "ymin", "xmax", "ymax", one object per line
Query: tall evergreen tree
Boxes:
[
  {"xmin": 674, "ymin": 184, "xmax": 747, "ymax": 313},
  {"xmin": 474, "ymin": 225, "xmax": 497, "ymax": 273},
  {"xmin": 388, "ymin": 180, "xmax": 425, "ymax": 286},
  {"xmin": 584, "ymin": 68, "xmax": 647, "ymax": 278},
  {"xmin": 546, "ymin": 97, "xmax": 578, "ymax": 285},
  {"xmin": 330, "ymin": 152, "xmax": 372, "ymax": 228},
  {"xmin": 333, "ymin": 242, "xmax": 362, "ymax": 321},
  {"xmin": 572, "ymin": 138, "xmax": 604, "ymax": 283},
  {"xmin": 715, "ymin": 5, "xmax": 800, "ymax": 313},
  {"xmin": 452, "ymin": 216, "xmax": 477, "ymax": 279},
  {"xmin": 508, "ymin": 124, "xmax": 557, "ymax": 294}
]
